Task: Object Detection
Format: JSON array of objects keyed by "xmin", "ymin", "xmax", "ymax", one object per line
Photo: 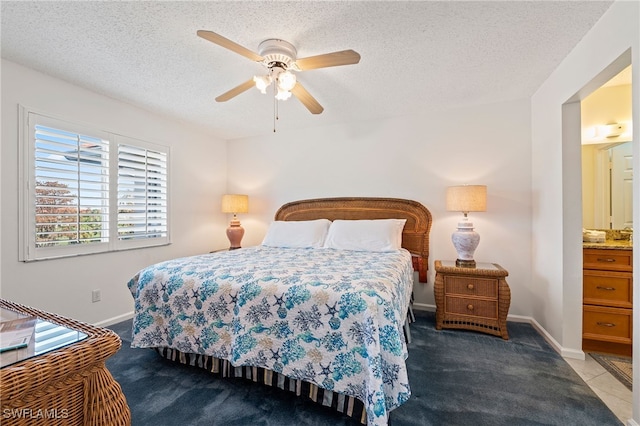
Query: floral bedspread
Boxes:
[{"xmin": 127, "ymin": 246, "xmax": 414, "ymax": 425}]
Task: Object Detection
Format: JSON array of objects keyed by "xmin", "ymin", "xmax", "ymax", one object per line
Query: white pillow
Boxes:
[
  {"xmin": 323, "ymin": 219, "xmax": 407, "ymax": 252},
  {"xmin": 261, "ymin": 219, "xmax": 332, "ymax": 248}
]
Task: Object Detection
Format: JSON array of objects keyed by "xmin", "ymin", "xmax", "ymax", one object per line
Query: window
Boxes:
[
  {"xmin": 33, "ymin": 124, "xmax": 110, "ymax": 249},
  {"xmin": 19, "ymin": 107, "xmax": 170, "ymax": 261},
  {"xmin": 117, "ymin": 143, "xmax": 168, "ymax": 241}
]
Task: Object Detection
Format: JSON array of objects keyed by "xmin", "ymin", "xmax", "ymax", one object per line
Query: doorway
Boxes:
[{"xmin": 578, "ymin": 60, "xmax": 633, "ymax": 370}]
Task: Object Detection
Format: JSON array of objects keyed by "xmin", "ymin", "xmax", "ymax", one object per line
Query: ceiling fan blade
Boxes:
[
  {"xmin": 295, "ymin": 50, "xmax": 361, "ymax": 71},
  {"xmin": 197, "ymin": 30, "xmax": 264, "ymax": 62},
  {"xmin": 291, "ymin": 83, "xmax": 324, "ymax": 114},
  {"xmin": 215, "ymin": 79, "xmax": 256, "ymax": 102}
]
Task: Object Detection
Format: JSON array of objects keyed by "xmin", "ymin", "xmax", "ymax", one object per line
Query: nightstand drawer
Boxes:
[
  {"xmin": 445, "ymin": 296, "xmax": 498, "ymax": 319},
  {"xmin": 583, "ymin": 270, "xmax": 632, "ymax": 308},
  {"xmin": 583, "ymin": 306, "xmax": 632, "ymax": 343},
  {"xmin": 444, "ymin": 276, "xmax": 498, "ymax": 298}
]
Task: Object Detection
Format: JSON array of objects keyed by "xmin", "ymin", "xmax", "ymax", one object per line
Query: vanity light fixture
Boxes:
[
  {"xmin": 583, "ymin": 122, "xmax": 632, "ymax": 143},
  {"xmin": 599, "ymin": 123, "xmax": 627, "ymax": 138}
]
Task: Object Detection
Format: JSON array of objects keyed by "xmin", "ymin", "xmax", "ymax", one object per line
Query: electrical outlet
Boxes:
[{"xmin": 92, "ymin": 289, "xmax": 101, "ymax": 303}]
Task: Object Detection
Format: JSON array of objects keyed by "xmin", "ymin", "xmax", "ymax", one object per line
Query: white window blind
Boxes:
[
  {"xmin": 20, "ymin": 107, "xmax": 170, "ymax": 261},
  {"xmin": 118, "ymin": 144, "xmax": 168, "ymax": 241},
  {"xmin": 34, "ymin": 125, "xmax": 110, "ymax": 248}
]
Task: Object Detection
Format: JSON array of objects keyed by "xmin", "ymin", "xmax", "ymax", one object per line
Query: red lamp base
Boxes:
[{"xmin": 226, "ymin": 218, "xmax": 245, "ymax": 250}]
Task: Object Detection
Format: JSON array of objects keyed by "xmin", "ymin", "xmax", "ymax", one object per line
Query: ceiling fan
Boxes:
[{"xmin": 197, "ymin": 30, "xmax": 361, "ymax": 115}]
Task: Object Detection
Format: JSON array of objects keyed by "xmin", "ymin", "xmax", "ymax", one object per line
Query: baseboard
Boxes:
[
  {"xmin": 412, "ymin": 304, "xmax": 585, "ymax": 360},
  {"xmin": 412, "ymin": 303, "xmax": 435, "ymax": 312},
  {"xmin": 504, "ymin": 313, "xmax": 531, "ymax": 323},
  {"xmin": 527, "ymin": 317, "xmax": 585, "ymax": 360},
  {"xmin": 627, "ymin": 419, "xmax": 639, "ymax": 426},
  {"xmin": 95, "ymin": 311, "xmax": 134, "ymax": 327}
]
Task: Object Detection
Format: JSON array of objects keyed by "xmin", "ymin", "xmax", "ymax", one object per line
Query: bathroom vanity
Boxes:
[{"xmin": 583, "ymin": 234, "xmax": 633, "ymax": 357}]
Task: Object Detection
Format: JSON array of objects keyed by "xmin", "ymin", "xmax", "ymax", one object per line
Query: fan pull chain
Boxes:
[{"xmin": 273, "ymin": 84, "xmax": 277, "ymax": 132}]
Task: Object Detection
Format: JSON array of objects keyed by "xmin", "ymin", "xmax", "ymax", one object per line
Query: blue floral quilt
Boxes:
[{"xmin": 127, "ymin": 246, "xmax": 414, "ymax": 425}]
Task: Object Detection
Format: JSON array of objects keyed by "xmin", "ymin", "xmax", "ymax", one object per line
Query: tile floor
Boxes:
[{"xmin": 565, "ymin": 355, "xmax": 632, "ymax": 424}]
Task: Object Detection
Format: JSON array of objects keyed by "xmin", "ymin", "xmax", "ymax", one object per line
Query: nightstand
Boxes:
[{"xmin": 434, "ymin": 260, "xmax": 511, "ymax": 339}]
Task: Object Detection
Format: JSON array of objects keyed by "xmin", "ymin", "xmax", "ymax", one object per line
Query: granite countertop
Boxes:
[
  {"xmin": 583, "ymin": 229, "xmax": 633, "ymax": 250},
  {"xmin": 583, "ymin": 240, "xmax": 633, "ymax": 250}
]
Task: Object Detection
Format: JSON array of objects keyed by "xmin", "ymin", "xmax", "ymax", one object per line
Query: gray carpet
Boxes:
[{"xmin": 106, "ymin": 310, "xmax": 622, "ymax": 425}]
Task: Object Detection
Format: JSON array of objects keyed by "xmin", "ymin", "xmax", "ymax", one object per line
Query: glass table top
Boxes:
[
  {"xmin": 439, "ymin": 260, "xmax": 502, "ymax": 270},
  {"xmin": 0, "ymin": 307, "xmax": 88, "ymax": 368}
]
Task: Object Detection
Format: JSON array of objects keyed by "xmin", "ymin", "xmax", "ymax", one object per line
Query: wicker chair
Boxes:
[{"xmin": 0, "ymin": 299, "xmax": 131, "ymax": 426}]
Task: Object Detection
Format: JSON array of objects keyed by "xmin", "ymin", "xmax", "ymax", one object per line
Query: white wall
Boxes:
[
  {"xmin": 531, "ymin": 0, "xmax": 638, "ymax": 422},
  {"xmin": 227, "ymin": 99, "xmax": 534, "ymax": 316},
  {"xmin": 0, "ymin": 61, "xmax": 2, "ymax": 303},
  {"xmin": 1, "ymin": 60, "xmax": 228, "ymax": 324}
]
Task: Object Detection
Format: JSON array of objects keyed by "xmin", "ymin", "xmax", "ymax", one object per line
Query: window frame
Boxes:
[{"xmin": 19, "ymin": 106, "xmax": 171, "ymax": 261}]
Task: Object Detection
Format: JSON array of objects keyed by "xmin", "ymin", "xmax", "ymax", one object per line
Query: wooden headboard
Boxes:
[{"xmin": 275, "ymin": 197, "xmax": 432, "ymax": 282}]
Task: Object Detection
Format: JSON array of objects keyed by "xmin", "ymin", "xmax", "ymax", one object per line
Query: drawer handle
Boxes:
[
  {"xmin": 467, "ymin": 284, "xmax": 474, "ymax": 290},
  {"xmin": 596, "ymin": 322, "xmax": 616, "ymax": 328},
  {"xmin": 467, "ymin": 304, "xmax": 474, "ymax": 311},
  {"xmin": 596, "ymin": 258, "xmax": 616, "ymax": 263},
  {"xmin": 596, "ymin": 286, "xmax": 616, "ymax": 291}
]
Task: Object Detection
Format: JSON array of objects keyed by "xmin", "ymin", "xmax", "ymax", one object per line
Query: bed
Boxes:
[{"xmin": 127, "ymin": 197, "xmax": 432, "ymax": 425}]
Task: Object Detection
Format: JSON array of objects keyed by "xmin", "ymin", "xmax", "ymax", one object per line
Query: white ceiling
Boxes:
[{"xmin": 1, "ymin": 1, "xmax": 614, "ymax": 140}]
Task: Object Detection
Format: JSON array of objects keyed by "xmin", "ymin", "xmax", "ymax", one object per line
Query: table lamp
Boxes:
[
  {"xmin": 221, "ymin": 194, "xmax": 249, "ymax": 250},
  {"xmin": 446, "ymin": 185, "xmax": 487, "ymax": 267}
]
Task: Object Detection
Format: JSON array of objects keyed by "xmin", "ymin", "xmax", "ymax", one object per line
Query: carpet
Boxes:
[
  {"xmin": 590, "ymin": 353, "xmax": 633, "ymax": 391},
  {"xmin": 107, "ymin": 311, "xmax": 622, "ymax": 425}
]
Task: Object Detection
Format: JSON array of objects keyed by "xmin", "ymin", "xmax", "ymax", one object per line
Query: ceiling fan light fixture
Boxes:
[
  {"xmin": 199, "ymin": 30, "xmax": 360, "ymax": 117},
  {"xmin": 253, "ymin": 75, "xmax": 272, "ymax": 94},
  {"xmin": 258, "ymin": 39, "xmax": 297, "ymax": 69},
  {"xmin": 277, "ymin": 70, "xmax": 297, "ymax": 91},
  {"xmin": 275, "ymin": 87, "xmax": 292, "ymax": 101}
]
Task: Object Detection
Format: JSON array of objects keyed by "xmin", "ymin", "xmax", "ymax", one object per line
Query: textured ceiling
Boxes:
[{"xmin": 1, "ymin": 1, "xmax": 614, "ymax": 140}]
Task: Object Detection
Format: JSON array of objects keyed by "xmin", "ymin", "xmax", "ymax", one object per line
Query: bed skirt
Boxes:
[
  {"xmin": 154, "ymin": 347, "xmax": 368, "ymax": 424},
  {"xmin": 152, "ymin": 304, "xmax": 415, "ymax": 425}
]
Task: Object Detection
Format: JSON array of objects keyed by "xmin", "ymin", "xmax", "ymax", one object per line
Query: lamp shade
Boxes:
[
  {"xmin": 446, "ymin": 185, "xmax": 487, "ymax": 213},
  {"xmin": 221, "ymin": 194, "xmax": 249, "ymax": 214}
]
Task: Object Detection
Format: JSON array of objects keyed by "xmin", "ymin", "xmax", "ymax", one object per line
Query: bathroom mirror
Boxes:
[{"xmin": 582, "ymin": 141, "xmax": 633, "ymax": 230}]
